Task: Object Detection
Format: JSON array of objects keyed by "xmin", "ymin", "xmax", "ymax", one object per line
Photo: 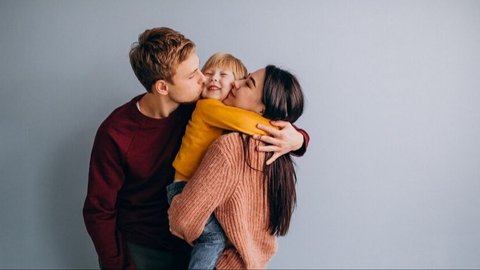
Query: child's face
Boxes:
[
  {"xmin": 201, "ymin": 67, "xmax": 235, "ymax": 100},
  {"xmin": 223, "ymin": 68, "xmax": 265, "ymax": 115}
]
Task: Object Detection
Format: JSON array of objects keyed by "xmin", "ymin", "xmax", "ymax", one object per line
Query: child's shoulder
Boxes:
[
  {"xmin": 198, "ymin": 98, "xmax": 223, "ymax": 105},
  {"xmin": 196, "ymin": 98, "xmax": 225, "ymax": 111}
]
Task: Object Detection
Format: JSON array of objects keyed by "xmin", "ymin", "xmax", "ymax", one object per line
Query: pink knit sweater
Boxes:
[{"xmin": 168, "ymin": 133, "xmax": 277, "ymax": 269}]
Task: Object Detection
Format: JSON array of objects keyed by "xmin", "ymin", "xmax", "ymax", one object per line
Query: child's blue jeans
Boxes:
[{"xmin": 167, "ymin": 181, "xmax": 226, "ymax": 270}]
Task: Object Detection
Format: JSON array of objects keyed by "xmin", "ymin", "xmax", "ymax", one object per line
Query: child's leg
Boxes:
[
  {"xmin": 188, "ymin": 214, "xmax": 226, "ymax": 270},
  {"xmin": 166, "ymin": 181, "xmax": 186, "ymax": 205}
]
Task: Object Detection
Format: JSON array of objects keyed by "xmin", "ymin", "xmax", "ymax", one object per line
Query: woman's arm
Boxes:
[{"xmin": 168, "ymin": 136, "xmax": 240, "ymax": 245}]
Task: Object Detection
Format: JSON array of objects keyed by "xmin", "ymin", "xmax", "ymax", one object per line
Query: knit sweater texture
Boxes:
[{"xmin": 168, "ymin": 133, "xmax": 278, "ymax": 269}]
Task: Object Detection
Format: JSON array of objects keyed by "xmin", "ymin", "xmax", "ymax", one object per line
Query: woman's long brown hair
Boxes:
[{"xmin": 241, "ymin": 65, "xmax": 304, "ymax": 236}]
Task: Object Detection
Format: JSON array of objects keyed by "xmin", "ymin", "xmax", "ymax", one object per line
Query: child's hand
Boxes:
[{"xmin": 253, "ymin": 120, "xmax": 304, "ymax": 165}]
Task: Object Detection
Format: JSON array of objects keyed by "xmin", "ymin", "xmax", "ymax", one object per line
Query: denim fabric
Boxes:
[
  {"xmin": 166, "ymin": 181, "xmax": 226, "ymax": 269},
  {"xmin": 166, "ymin": 181, "xmax": 187, "ymax": 205},
  {"xmin": 189, "ymin": 214, "xmax": 226, "ymax": 269}
]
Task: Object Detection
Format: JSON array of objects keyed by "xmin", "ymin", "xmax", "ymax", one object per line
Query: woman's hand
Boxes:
[{"xmin": 254, "ymin": 120, "xmax": 304, "ymax": 165}]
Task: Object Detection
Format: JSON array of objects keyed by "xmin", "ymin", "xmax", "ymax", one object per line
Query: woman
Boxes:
[{"xmin": 168, "ymin": 65, "xmax": 305, "ymax": 269}]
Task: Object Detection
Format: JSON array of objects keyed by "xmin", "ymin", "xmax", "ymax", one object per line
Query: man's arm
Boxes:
[
  {"xmin": 82, "ymin": 127, "xmax": 135, "ymax": 270},
  {"xmin": 291, "ymin": 126, "xmax": 310, "ymax": 156},
  {"xmin": 255, "ymin": 121, "xmax": 310, "ymax": 165}
]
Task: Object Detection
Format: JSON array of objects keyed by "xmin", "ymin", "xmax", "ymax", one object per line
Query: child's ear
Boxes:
[{"xmin": 153, "ymin": 80, "xmax": 169, "ymax": 95}]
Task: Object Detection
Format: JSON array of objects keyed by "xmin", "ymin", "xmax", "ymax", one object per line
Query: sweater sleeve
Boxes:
[
  {"xmin": 82, "ymin": 126, "xmax": 135, "ymax": 270},
  {"xmin": 197, "ymin": 99, "xmax": 273, "ymax": 135},
  {"xmin": 199, "ymin": 99, "xmax": 310, "ymax": 156},
  {"xmin": 291, "ymin": 126, "xmax": 310, "ymax": 157},
  {"xmin": 168, "ymin": 136, "xmax": 240, "ymax": 245}
]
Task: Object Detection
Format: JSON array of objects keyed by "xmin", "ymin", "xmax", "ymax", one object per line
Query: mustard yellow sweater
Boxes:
[
  {"xmin": 168, "ymin": 133, "xmax": 277, "ymax": 269},
  {"xmin": 173, "ymin": 99, "xmax": 272, "ymax": 180}
]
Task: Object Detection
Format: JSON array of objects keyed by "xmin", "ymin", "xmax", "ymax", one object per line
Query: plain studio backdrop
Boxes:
[{"xmin": 1, "ymin": 0, "xmax": 479, "ymax": 268}]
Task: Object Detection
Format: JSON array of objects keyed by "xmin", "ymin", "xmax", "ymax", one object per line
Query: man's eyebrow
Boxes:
[{"xmin": 188, "ymin": 68, "xmax": 199, "ymax": 77}]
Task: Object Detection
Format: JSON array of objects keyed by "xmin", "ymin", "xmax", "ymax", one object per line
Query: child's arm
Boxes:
[
  {"xmin": 198, "ymin": 99, "xmax": 310, "ymax": 161},
  {"xmin": 173, "ymin": 99, "xmax": 303, "ymax": 180},
  {"xmin": 196, "ymin": 99, "xmax": 275, "ymax": 135},
  {"xmin": 173, "ymin": 99, "xmax": 274, "ymax": 180}
]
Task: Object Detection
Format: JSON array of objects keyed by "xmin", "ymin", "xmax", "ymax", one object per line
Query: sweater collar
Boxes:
[{"xmin": 129, "ymin": 94, "xmax": 192, "ymax": 127}]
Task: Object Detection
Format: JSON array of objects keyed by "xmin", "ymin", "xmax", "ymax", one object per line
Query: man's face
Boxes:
[{"xmin": 167, "ymin": 51, "xmax": 206, "ymax": 103}]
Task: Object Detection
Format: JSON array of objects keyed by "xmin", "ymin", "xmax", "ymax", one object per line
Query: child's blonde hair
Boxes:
[{"xmin": 202, "ymin": 52, "xmax": 248, "ymax": 80}]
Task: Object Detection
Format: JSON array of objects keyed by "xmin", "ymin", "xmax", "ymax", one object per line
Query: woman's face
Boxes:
[{"xmin": 223, "ymin": 68, "xmax": 266, "ymax": 114}]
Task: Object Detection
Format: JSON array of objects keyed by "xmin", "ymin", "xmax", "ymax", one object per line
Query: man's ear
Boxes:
[{"xmin": 153, "ymin": 80, "xmax": 169, "ymax": 95}]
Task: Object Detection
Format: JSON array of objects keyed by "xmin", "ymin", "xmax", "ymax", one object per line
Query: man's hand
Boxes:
[{"xmin": 253, "ymin": 120, "xmax": 304, "ymax": 165}]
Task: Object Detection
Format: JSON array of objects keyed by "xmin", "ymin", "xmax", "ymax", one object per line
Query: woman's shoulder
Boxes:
[
  {"xmin": 198, "ymin": 133, "xmax": 245, "ymax": 170},
  {"xmin": 211, "ymin": 132, "xmax": 244, "ymax": 150},
  {"xmin": 209, "ymin": 133, "xmax": 263, "ymax": 163},
  {"xmin": 209, "ymin": 133, "xmax": 253, "ymax": 158},
  {"xmin": 196, "ymin": 98, "xmax": 223, "ymax": 108}
]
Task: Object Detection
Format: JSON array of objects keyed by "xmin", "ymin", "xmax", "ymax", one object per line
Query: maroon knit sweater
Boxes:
[{"xmin": 83, "ymin": 94, "xmax": 194, "ymax": 269}]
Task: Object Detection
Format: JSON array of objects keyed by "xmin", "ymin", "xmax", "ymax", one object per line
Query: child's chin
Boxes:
[{"xmin": 202, "ymin": 94, "xmax": 221, "ymax": 100}]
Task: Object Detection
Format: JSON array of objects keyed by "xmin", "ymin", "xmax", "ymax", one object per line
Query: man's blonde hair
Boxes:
[
  {"xmin": 202, "ymin": 52, "xmax": 247, "ymax": 80},
  {"xmin": 129, "ymin": 27, "xmax": 195, "ymax": 92}
]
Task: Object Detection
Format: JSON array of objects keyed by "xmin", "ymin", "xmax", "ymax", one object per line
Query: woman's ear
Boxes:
[
  {"xmin": 153, "ymin": 80, "xmax": 169, "ymax": 95},
  {"xmin": 259, "ymin": 105, "xmax": 266, "ymax": 115}
]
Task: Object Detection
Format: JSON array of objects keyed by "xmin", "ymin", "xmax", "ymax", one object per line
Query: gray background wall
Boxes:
[{"xmin": 1, "ymin": 0, "xmax": 479, "ymax": 268}]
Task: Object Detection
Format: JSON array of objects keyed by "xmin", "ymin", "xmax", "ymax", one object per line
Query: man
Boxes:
[{"xmin": 83, "ymin": 27, "xmax": 308, "ymax": 269}]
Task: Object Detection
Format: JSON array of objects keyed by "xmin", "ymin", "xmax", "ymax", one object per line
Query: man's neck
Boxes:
[{"xmin": 137, "ymin": 92, "xmax": 180, "ymax": 119}]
